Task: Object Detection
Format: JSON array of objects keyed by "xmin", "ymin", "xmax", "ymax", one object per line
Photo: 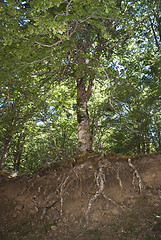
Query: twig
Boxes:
[
  {"xmin": 66, "ymin": 0, "xmax": 73, "ymax": 38},
  {"xmin": 149, "ymin": 16, "xmax": 160, "ymax": 50},
  {"xmin": 79, "ymin": 11, "xmax": 97, "ymax": 23}
]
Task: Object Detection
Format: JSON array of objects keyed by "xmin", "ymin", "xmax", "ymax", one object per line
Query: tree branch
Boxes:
[
  {"xmin": 86, "ymin": 79, "xmax": 94, "ymax": 100},
  {"xmin": 34, "ymin": 40, "xmax": 63, "ymax": 48},
  {"xmin": 149, "ymin": 17, "xmax": 160, "ymax": 50},
  {"xmin": 106, "ymin": 0, "xmax": 161, "ymax": 52}
]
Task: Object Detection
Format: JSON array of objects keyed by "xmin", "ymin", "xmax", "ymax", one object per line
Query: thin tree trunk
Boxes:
[
  {"xmin": 14, "ymin": 149, "xmax": 23, "ymax": 172},
  {"xmin": 77, "ymin": 77, "xmax": 93, "ymax": 153},
  {"xmin": 134, "ymin": 131, "xmax": 141, "ymax": 154},
  {"xmin": 14, "ymin": 137, "xmax": 24, "ymax": 172},
  {"xmin": 137, "ymin": 133, "xmax": 141, "ymax": 154},
  {"xmin": 157, "ymin": 128, "xmax": 161, "ymax": 151},
  {"xmin": 142, "ymin": 133, "xmax": 145, "ymax": 154},
  {"xmin": 0, "ymin": 134, "xmax": 12, "ymax": 170},
  {"xmin": 13, "ymin": 126, "xmax": 26, "ymax": 171},
  {"xmin": 145, "ymin": 132, "xmax": 150, "ymax": 154}
]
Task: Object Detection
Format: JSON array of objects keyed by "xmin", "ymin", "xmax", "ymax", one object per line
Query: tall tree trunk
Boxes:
[
  {"xmin": 13, "ymin": 127, "xmax": 26, "ymax": 171},
  {"xmin": 14, "ymin": 149, "xmax": 23, "ymax": 172},
  {"xmin": 158, "ymin": 128, "xmax": 161, "ymax": 151},
  {"xmin": 0, "ymin": 134, "xmax": 12, "ymax": 170},
  {"xmin": 142, "ymin": 133, "xmax": 145, "ymax": 154},
  {"xmin": 77, "ymin": 77, "xmax": 93, "ymax": 153},
  {"xmin": 134, "ymin": 131, "xmax": 141, "ymax": 154},
  {"xmin": 137, "ymin": 133, "xmax": 141, "ymax": 154},
  {"xmin": 13, "ymin": 138, "xmax": 23, "ymax": 172}
]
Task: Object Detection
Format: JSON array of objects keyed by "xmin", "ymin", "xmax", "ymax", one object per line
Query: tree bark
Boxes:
[
  {"xmin": 134, "ymin": 131, "xmax": 141, "ymax": 154},
  {"xmin": 157, "ymin": 128, "xmax": 161, "ymax": 151},
  {"xmin": 77, "ymin": 77, "xmax": 93, "ymax": 153},
  {"xmin": 0, "ymin": 134, "xmax": 12, "ymax": 170},
  {"xmin": 13, "ymin": 131, "xmax": 25, "ymax": 172},
  {"xmin": 142, "ymin": 133, "xmax": 145, "ymax": 154},
  {"xmin": 14, "ymin": 148, "xmax": 23, "ymax": 172}
]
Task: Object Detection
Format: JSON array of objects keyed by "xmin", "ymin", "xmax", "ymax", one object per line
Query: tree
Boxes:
[
  {"xmin": 0, "ymin": 69, "xmax": 50, "ymax": 169},
  {"xmin": 0, "ymin": 0, "xmax": 161, "ymax": 167}
]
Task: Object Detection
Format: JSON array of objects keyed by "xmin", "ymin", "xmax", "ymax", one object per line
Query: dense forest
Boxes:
[{"xmin": 0, "ymin": 0, "xmax": 161, "ymax": 173}]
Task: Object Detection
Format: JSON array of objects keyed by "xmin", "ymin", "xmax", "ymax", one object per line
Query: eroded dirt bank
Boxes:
[{"xmin": 0, "ymin": 152, "xmax": 161, "ymax": 240}]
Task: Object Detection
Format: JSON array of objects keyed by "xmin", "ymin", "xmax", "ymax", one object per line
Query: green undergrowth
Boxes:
[
  {"xmin": 33, "ymin": 151, "xmax": 161, "ymax": 177},
  {"xmin": 1, "ymin": 151, "xmax": 160, "ymax": 178}
]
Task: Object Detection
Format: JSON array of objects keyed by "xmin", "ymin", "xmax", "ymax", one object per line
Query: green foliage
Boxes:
[{"xmin": 0, "ymin": 0, "xmax": 161, "ymax": 171}]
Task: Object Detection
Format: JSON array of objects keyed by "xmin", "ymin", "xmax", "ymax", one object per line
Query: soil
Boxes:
[{"xmin": 0, "ymin": 151, "xmax": 161, "ymax": 240}]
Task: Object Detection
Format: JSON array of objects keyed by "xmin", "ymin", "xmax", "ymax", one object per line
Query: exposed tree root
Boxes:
[
  {"xmin": 14, "ymin": 155, "xmax": 150, "ymax": 226},
  {"xmin": 60, "ymin": 164, "xmax": 86, "ymax": 215},
  {"xmin": 41, "ymin": 200, "xmax": 57, "ymax": 219},
  {"xmin": 0, "ymin": 152, "xmax": 161, "ymax": 240},
  {"xmin": 128, "ymin": 158, "xmax": 144, "ymax": 192},
  {"xmin": 116, "ymin": 164, "xmax": 123, "ymax": 193},
  {"xmin": 32, "ymin": 186, "xmax": 42, "ymax": 212},
  {"xmin": 85, "ymin": 164, "xmax": 117, "ymax": 224},
  {"xmin": 60, "ymin": 175, "xmax": 70, "ymax": 215}
]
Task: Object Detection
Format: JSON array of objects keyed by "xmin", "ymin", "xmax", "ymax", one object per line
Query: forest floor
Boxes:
[{"xmin": 0, "ymin": 151, "xmax": 161, "ymax": 240}]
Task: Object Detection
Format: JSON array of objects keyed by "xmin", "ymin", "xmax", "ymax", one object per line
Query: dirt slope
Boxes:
[{"xmin": 0, "ymin": 152, "xmax": 161, "ymax": 240}]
